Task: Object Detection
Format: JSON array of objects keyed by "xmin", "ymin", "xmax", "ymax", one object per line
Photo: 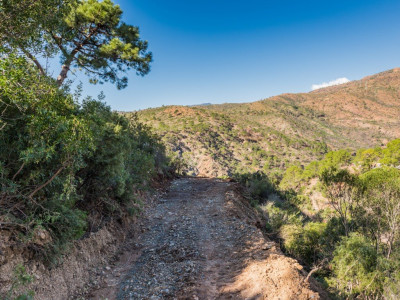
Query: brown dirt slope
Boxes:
[
  {"xmin": 0, "ymin": 190, "xmax": 164, "ymax": 300},
  {"xmin": 86, "ymin": 178, "xmax": 326, "ymax": 300},
  {"xmin": 268, "ymin": 67, "xmax": 400, "ymax": 144},
  {"xmin": 137, "ymin": 67, "xmax": 400, "ymax": 177}
]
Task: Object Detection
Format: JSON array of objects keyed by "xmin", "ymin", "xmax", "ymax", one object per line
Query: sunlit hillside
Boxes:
[{"xmin": 136, "ymin": 68, "xmax": 400, "ymax": 178}]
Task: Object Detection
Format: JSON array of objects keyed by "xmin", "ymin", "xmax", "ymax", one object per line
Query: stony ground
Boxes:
[{"xmin": 86, "ymin": 178, "xmax": 324, "ymax": 300}]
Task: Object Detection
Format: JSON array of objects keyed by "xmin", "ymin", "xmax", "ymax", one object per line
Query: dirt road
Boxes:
[{"xmin": 87, "ymin": 178, "xmax": 322, "ymax": 300}]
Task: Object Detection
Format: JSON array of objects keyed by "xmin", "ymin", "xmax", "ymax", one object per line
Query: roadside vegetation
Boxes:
[
  {"xmin": 259, "ymin": 140, "xmax": 400, "ymax": 299},
  {"xmin": 0, "ymin": 0, "xmax": 175, "ymax": 280}
]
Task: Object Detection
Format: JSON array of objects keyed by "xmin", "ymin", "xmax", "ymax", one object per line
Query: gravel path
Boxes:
[
  {"xmin": 117, "ymin": 178, "xmax": 239, "ymax": 299},
  {"xmin": 87, "ymin": 178, "xmax": 322, "ymax": 300}
]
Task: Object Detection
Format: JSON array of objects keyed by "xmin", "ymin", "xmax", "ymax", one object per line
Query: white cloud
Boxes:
[{"xmin": 311, "ymin": 77, "xmax": 350, "ymax": 91}]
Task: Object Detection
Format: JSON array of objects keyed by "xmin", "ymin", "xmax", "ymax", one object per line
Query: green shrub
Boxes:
[
  {"xmin": 329, "ymin": 233, "xmax": 383, "ymax": 298},
  {"xmin": 0, "ymin": 54, "xmax": 172, "ymax": 258},
  {"xmin": 379, "ymin": 139, "xmax": 400, "ymax": 166},
  {"xmin": 263, "ymin": 202, "xmax": 302, "ymax": 233},
  {"xmin": 279, "ymin": 164, "xmax": 304, "ymax": 190},
  {"xmin": 281, "ymin": 221, "xmax": 327, "ymax": 265},
  {"xmin": 318, "ymin": 149, "xmax": 352, "ymax": 174},
  {"xmin": 234, "ymin": 172, "xmax": 275, "ymax": 202},
  {"xmin": 0, "ymin": 54, "xmax": 93, "ymax": 253}
]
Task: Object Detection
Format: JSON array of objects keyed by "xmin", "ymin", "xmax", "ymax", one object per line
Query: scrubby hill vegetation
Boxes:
[
  {"xmin": 0, "ymin": 54, "xmax": 173, "ymax": 263},
  {"xmin": 137, "ymin": 67, "xmax": 400, "ymax": 180},
  {"xmin": 2, "ymin": 0, "xmax": 400, "ymax": 298},
  {"xmin": 269, "ymin": 139, "xmax": 400, "ymax": 299}
]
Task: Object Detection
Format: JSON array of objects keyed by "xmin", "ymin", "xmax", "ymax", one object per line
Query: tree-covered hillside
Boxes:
[
  {"xmin": 137, "ymin": 68, "xmax": 400, "ymax": 180},
  {"xmin": 268, "ymin": 139, "xmax": 400, "ymax": 299}
]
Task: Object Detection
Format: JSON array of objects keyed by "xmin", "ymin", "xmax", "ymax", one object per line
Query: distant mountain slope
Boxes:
[
  {"xmin": 134, "ymin": 68, "xmax": 400, "ymax": 178},
  {"xmin": 268, "ymin": 67, "xmax": 400, "ymax": 145}
]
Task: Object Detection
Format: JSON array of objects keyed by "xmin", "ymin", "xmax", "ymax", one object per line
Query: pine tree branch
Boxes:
[{"xmin": 20, "ymin": 48, "xmax": 45, "ymax": 76}]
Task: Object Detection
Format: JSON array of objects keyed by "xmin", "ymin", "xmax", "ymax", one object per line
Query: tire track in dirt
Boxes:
[{"xmin": 87, "ymin": 178, "xmax": 325, "ymax": 300}]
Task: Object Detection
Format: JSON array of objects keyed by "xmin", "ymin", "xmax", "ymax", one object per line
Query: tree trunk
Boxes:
[
  {"xmin": 56, "ymin": 48, "xmax": 79, "ymax": 86},
  {"xmin": 57, "ymin": 64, "xmax": 70, "ymax": 86}
]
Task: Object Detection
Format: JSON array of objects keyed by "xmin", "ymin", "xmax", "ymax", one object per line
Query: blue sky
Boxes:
[{"xmin": 74, "ymin": 0, "xmax": 400, "ymax": 111}]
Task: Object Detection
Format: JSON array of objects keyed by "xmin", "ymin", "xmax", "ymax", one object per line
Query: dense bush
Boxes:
[
  {"xmin": 0, "ymin": 54, "xmax": 172, "ymax": 256},
  {"xmin": 281, "ymin": 221, "xmax": 326, "ymax": 265},
  {"xmin": 258, "ymin": 141, "xmax": 400, "ymax": 299},
  {"xmin": 234, "ymin": 172, "xmax": 275, "ymax": 203},
  {"xmin": 263, "ymin": 202, "xmax": 302, "ymax": 234},
  {"xmin": 358, "ymin": 167, "xmax": 400, "ymax": 258},
  {"xmin": 354, "ymin": 139, "xmax": 400, "ymax": 170},
  {"xmin": 279, "ymin": 164, "xmax": 304, "ymax": 190},
  {"xmin": 329, "ymin": 233, "xmax": 382, "ymax": 298}
]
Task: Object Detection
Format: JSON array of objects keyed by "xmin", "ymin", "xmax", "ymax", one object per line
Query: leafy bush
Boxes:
[
  {"xmin": 380, "ymin": 139, "xmax": 400, "ymax": 166},
  {"xmin": 319, "ymin": 149, "xmax": 352, "ymax": 172},
  {"xmin": 0, "ymin": 54, "xmax": 92, "ymax": 252},
  {"xmin": 358, "ymin": 167, "xmax": 400, "ymax": 258},
  {"xmin": 329, "ymin": 233, "xmax": 382, "ymax": 298},
  {"xmin": 279, "ymin": 164, "xmax": 304, "ymax": 190},
  {"xmin": 281, "ymin": 221, "xmax": 327, "ymax": 265},
  {"xmin": 353, "ymin": 139, "xmax": 400, "ymax": 170},
  {"xmin": 263, "ymin": 202, "xmax": 302, "ymax": 234},
  {"xmin": 0, "ymin": 54, "xmax": 172, "ymax": 257},
  {"xmin": 234, "ymin": 172, "xmax": 275, "ymax": 203}
]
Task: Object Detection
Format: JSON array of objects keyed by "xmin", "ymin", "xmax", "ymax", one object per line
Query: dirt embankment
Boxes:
[
  {"xmin": 86, "ymin": 178, "xmax": 326, "ymax": 300},
  {"xmin": 0, "ymin": 189, "xmax": 164, "ymax": 300}
]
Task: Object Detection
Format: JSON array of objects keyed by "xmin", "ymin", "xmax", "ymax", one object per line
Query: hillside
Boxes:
[{"xmin": 136, "ymin": 68, "xmax": 400, "ymax": 178}]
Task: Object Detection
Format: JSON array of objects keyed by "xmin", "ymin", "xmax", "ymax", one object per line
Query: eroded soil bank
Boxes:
[
  {"xmin": 85, "ymin": 178, "xmax": 326, "ymax": 300},
  {"xmin": 0, "ymin": 188, "xmax": 164, "ymax": 300}
]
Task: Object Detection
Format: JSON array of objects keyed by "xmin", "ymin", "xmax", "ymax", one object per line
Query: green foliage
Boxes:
[
  {"xmin": 0, "ymin": 0, "xmax": 152, "ymax": 88},
  {"xmin": 234, "ymin": 172, "xmax": 275, "ymax": 203},
  {"xmin": 262, "ymin": 141, "xmax": 400, "ymax": 298},
  {"xmin": 320, "ymin": 167, "xmax": 359, "ymax": 236},
  {"xmin": 358, "ymin": 167, "xmax": 400, "ymax": 258},
  {"xmin": 0, "ymin": 54, "xmax": 91, "ymax": 252},
  {"xmin": 281, "ymin": 221, "xmax": 327, "ymax": 265},
  {"xmin": 302, "ymin": 161, "xmax": 320, "ymax": 180},
  {"xmin": 354, "ymin": 139, "xmax": 400, "ymax": 170},
  {"xmin": 354, "ymin": 147, "xmax": 382, "ymax": 171},
  {"xmin": 0, "ymin": 0, "xmax": 61, "ymax": 53},
  {"xmin": 279, "ymin": 150, "xmax": 353, "ymax": 193},
  {"xmin": 263, "ymin": 202, "xmax": 302, "ymax": 234},
  {"xmin": 329, "ymin": 233, "xmax": 382, "ymax": 298},
  {"xmin": 0, "ymin": 54, "xmax": 171, "ymax": 258},
  {"xmin": 279, "ymin": 164, "xmax": 304, "ymax": 190},
  {"xmin": 384, "ymin": 269, "xmax": 400, "ymax": 300},
  {"xmin": 319, "ymin": 149, "xmax": 352, "ymax": 171},
  {"xmin": 380, "ymin": 139, "xmax": 400, "ymax": 165},
  {"xmin": 77, "ymin": 104, "xmax": 167, "ymax": 209}
]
